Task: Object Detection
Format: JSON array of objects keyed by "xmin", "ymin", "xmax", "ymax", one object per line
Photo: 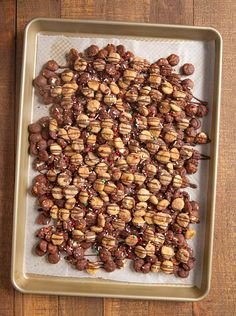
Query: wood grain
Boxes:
[
  {"xmin": 0, "ymin": 1, "xmax": 16, "ymax": 316},
  {"xmin": 61, "ymin": 0, "xmax": 150, "ymax": 22},
  {"xmin": 193, "ymin": 1, "xmax": 236, "ymax": 314},
  {"xmin": 0, "ymin": 0, "xmax": 234, "ymax": 315},
  {"xmin": 14, "ymin": 1, "xmax": 61, "ymax": 316}
]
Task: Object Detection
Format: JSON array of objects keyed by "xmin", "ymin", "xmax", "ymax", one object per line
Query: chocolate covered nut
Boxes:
[
  {"xmin": 51, "ymin": 233, "xmax": 64, "ymax": 245},
  {"xmin": 135, "ymin": 245, "xmax": 146, "ymax": 258},
  {"xmin": 86, "ymin": 261, "xmax": 101, "ymax": 274},
  {"xmin": 161, "ymin": 260, "xmax": 173, "ymax": 274},
  {"xmin": 153, "ymin": 212, "xmax": 171, "ymax": 230},
  {"xmin": 151, "ymin": 261, "xmax": 161, "ymax": 272},
  {"xmin": 48, "ymin": 253, "xmax": 60, "ymax": 264},
  {"xmin": 167, "ymin": 54, "xmax": 180, "ymax": 66},
  {"xmin": 177, "ymin": 213, "xmax": 190, "ymax": 228},
  {"xmin": 161, "ymin": 245, "xmax": 174, "ymax": 259},
  {"xmin": 182, "ymin": 63, "xmax": 195, "ymax": 75},
  {"xmin": 178, "ymin": 268, "xmax": 189, "ymax": 278},
  {"xmin": 176, "ymin": 248, "xmax": 190, "ymax": 263},
  {"xmin": 172, "ymin": 198, "xmax": 185, "ymax": 211}
]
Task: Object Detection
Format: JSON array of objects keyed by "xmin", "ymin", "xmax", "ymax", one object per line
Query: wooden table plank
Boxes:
[
  {"xmin": 0, "ymin": 1, "xmax": 16, "ymax": 316},
  {"xmin": 14, "ymin": 1, "xmax": 61, "ymax": 315},
  {"xmin": 193, "ymin": 1, "xmax": 236, "ymax": 313}
]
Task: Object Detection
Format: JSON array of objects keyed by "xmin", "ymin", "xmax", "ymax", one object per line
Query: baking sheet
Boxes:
[{"xmin": 24, "ymin": 34, "xmax": 215, "ymax": 286}]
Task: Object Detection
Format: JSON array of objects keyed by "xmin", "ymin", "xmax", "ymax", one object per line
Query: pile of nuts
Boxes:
[{"xmin": 29, "ymin": 44, "xmax": 209, "ymax": 278}]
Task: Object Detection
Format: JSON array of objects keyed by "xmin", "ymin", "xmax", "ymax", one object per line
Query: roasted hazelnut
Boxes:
[
  {"xmin": 153, "ymin": 212, "xmax": 171, "ymax": 229},
  {"xmin": 107, "ymin": 52, "xmax": 121, "ymax": 64},
  {"xmin": 177, "ymin": 213, "xmax": 190, "ymax": 228},
  {"xmin": 182, "ymin": 63, "xmax": 195, "ymax": 75},
  {"xmin": 93, "ymin": 59, "xmax": 106, "ymax": 72},
  {"xmin": 161, "ymin": 245, "xmax": 174, "ymax": 259},
  {"xmin": 161, "ymin": 260, "xmax": 173, "ymax": 274},
  {"xmin": 76, "ymin": 114, "xmax": 89, "ymax": 128},
  {"xmin": 74, "ymin": 57, "xmax": 87, "ymax": 71},
  {"xmin": 167, "ymin": 54, "xmax": 180, "ymax": 66},
  {"xmin": 87, "ymin": 99, "xmax": 100, "ymax": 113},
  {"xmin": 135, "ymin": 245, "xmax": 146, "ymax": 258},
  {"xmin": 61, "ymin": 70, "xmax": 74, "ymax": 82}
]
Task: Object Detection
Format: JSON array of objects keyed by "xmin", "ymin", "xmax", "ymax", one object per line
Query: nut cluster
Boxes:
[{"xmin": 30, "ymin": 43, "xmax": 209, "ymax": 278}]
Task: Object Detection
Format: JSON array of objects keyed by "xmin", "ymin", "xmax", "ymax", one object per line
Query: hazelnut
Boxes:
[
  {"xmin": 161, "ymin": 245, "xmax": 174, "ymax": 259},
  {"xmin": 90, "ymin": 120, "xmax": 101, "ymax": 134},
  {"xmin": 79, "ymin": 190, "xmax": 89, "ymax": 204},
  {"xmin": 132, "ymin": 216, "xmax": 145, "ymax": 227},
  {"xmin": 167, "ymin": 54, "xmax": 180, "ymax": 66},
  {"xmin": 107, "ymin": 203, "xmax": 120, "ymax": 215},
  {"xmin": 107, "ymin": 52, "xmax": 121, "ymax": 64},
  {"xmin": 90, "ymin": 196, "xmax": 104, "ymax": 209},
  {"xmin": 102, "ymin": 235, "xmax": 116, "ymax": 250},
  {"xmin": 176, "ymin": 248, "xmax": 190, "ymax": 263},
  {"xmin": 50, "ymin": 143, "xmax": 62, "ymax": 156},
  {"xmin": 71, "ymin": 138, "xmax": 84, "ymax": 152},
  {"xmin": 135, "ymin": 245, "xmax": 147, "ymax": 258},
  {"xmin": 78, "ymin": 166, "xmax": 89, "ymax": 178},
  {"xmin": 161, "ymin": 81, "xmax": 173, "ymax": 95},
  {"xmin": 151, "ymin": 262, "xmax": 161, "ymax": 273},
  {"xmin": 137, "ymin": 188, "xmax": 151, "ymax": 202},
  {"xmin": 182, "ymin": 63, "xmax": 195, "ymax": 75},
  {"xmin": 87, "ymin": 99, "xmax": 100, "ymax": 113},
  {"xmin": 110, "ymin": 82, "xmax": 120, "ymax": 94},
  {"xmin": 76, "ymin": 114, "xmax": 90, "ymax": 128},
  {"xmin": 101, "ymin": 128, "xmax": 114, "ymax": 140},
  {"xmin": 173, "ymin": 175, "xmax": 182, "ymax": 188},
  {"xmin": 93, "ymin": 179, "xmax": 105, "ymax": 192},
  {"xmin": 137, "ymin": 95, "xmax": 151, "ymax": 107},
  {"xmin": 50, "ymin": 205, "xmax": 59, "ymax": 219},
  {"xmin": 156, "ymin": 199, "xmax": 170, "ymax": 211},
  {"xmin": 119, "ymin": 123, "xmax": 131, "ymax": 135},
  {"xmin": 161, "ymin": 260, "xmax": 173, "ymax": 274},
  {"xmin": 58, "ymin": 208, "xmax": 70, "ymax": 221},
  {"xmin": 125, "ymin": 235, "xmax": 138, "ymax": 247},
  {"xmin": 139, "ymin": 130, "xmax": 152, "ymax": 142},
  {"xmin": 159, "ymin": 170, "xmax": 172, "ymax": 186},
  {"xmin": 147, "ymin": 179, "xmax": 161, "ymax": 193},
  {"xmin": 61, "ymin": 70, "xmax": 74, "ymax": 82},
  {"xmin": 145, "ymin": 243, "xmax": 156, "ymax": 257},
  {"xmin": 74, "ymin": 57, "xmax": 87, "ymax": 71},
  {"xmin": 52, "ymin": 187, "xmax": 64, "ymax": 200},
  {"xmin": 153, "ymin": 212, "xmax": 171, "ymax": 229},
  {"xmin": 156, "ymin": 149, "xmax": 170, "ymax": 164},
  {"xmin": 134, "ymin": 173, "xmax": 146, "ymax": 186},
  {"xmin": 177, "ymin": 213, "xmax": 190, "ymax": 227},
  {"xmin": 123, "ymin": 69, "xmax": 137, "ymax": 81},
  {"xmin": 65, "ymin": 198, "xmax": 76, "ymax": 210},
  {"xmin": 119, "ymin": 209, "xmax": 131, "ymax": 222},
  {"xmin": 51, "ymin": 233, "xmax": 64, "ymax": 246},
  {"xmin": 88, "ymin": 80, "xmax": 100, "ymax": 91},
  {"xmin": 70, "ymin": 153, "xmax": 83, "ymax": 166},
  {"xmin": 172, "ymin": 198, "xmax": 185, "ymax": 211},
  {"xmin": 104, "ymin": 94, "xmax": 117, "ymax": 106},
  {"xmin": 67, "ymin": 127, "xmax": 80, "ymax": 140},
  {"xmin": 63, "ymin": 185, "xmax": 78, "ymax": 199}
]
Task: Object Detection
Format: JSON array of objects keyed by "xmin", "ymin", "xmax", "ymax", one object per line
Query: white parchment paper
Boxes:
[{"xmin": 24, "ymin": 34, "xmax": 215, "ymax": 286}]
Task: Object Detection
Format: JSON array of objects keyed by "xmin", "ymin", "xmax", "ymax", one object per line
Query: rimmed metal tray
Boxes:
[{"xmin": 11, "ymin": 18, "xmax": 222, "ymax": 300}]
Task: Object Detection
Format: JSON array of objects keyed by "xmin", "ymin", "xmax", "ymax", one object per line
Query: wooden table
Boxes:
[{"xmin": 1, "ymin": 0, "xmax": 235, "ymax": 315}]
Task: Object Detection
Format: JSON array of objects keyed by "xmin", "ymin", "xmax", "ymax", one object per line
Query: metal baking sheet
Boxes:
[{"xmin": 11, "ymin": 18, "xmax": 222, "ymax": 301}]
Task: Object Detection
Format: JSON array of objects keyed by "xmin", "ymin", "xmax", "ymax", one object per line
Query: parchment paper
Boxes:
[{"xmin": 24, "ymin": 33, "xmax": 215, "ymax": 287}]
